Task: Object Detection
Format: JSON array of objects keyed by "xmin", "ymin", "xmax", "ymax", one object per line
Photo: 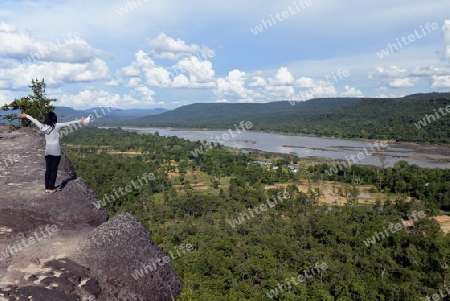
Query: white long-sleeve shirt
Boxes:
[{"xmin": 26, "ymin": 115, "xmax": 81, "ymax": 156}]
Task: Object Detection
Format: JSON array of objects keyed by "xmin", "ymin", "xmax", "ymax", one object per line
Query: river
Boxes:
[{"xmin": 105, "ymin": 127, "xmax": 450, "ymax": 169}]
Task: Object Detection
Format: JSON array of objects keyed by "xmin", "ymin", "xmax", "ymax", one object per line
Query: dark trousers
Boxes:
[{"xmin": 45, "ymin": 155, "xmax": 61, "ymax": 190}]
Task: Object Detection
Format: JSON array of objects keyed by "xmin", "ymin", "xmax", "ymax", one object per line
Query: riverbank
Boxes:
[
  {"xmin": 108, "ymin": 124, "xmax": 450, "ymax": 147},
  {"xmin": 100, "ymin": 126, "xmax": 450, "ymax": 169}
]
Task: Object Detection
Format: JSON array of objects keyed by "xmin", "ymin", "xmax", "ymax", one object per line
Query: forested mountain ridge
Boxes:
[
  {"xmin": 124, "ymin": 98, "xmax": 362, "ymax": 128},
  {"xmin": 110, "ymin": 92, "xmax": 450, "ymax": 143}
]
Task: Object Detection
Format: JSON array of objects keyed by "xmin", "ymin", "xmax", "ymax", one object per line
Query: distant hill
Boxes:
[
  {"xmin": 128, "ymin": 98, "xmax": 361, "ymax": 128},
  {"xmin": 55, "ymin": 107, "xmax": 168, "ymax": 124},
  {"xmin": 0, "ymin": 106, "xmax": 168, "ymax": 126},
  {"xmin": 116, "ymin": 92, "xmax": 450, "ymax": 143},
  {"xmin": 278, "ymin": 93, "xmax": 450, "ymax": 143},
  {"xmin": 3, "ymin": 92, "xmax": 450, "ymax": 143}
]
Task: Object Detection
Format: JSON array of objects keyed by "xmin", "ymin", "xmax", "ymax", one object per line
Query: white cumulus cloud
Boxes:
[
  {"xmin": 59, "ymin": 89, "xmax": 120, "ymax": 108},
  {"xmin": 388, "ymin": 77, "xmax": 420, "ymax": 88},
  {"xmin": 270, "ymin": 67, "xmax": 295, "ymax": 86},
  {"xmin": 0, "ymin": 22, "xmax": 110, "ymax": 64},
  {"xmin": 172, "ymin": 56, "xmax": 215, "ymax": 85},
  {"xmin": 0, "ymin": 58, "xmax": 110, "ymax": 89},
  {"xmin": 369, "ymin": 66, "xmax": 409, "ymax": 79},
  {"xmin": 146, "ymin": 32, "xmax": 214, "ymax": 61},
  {"xmin": 341, "ymin": 85, "xmax": 364, "ymax": 97},
  {"xmin": 214, "ymin": 69, "xmax": 253, "ymax": 102},
  {"xmin": 249, "ymin": 76, "xmax": 267, "ymax": 87},
  {"xmin": 431, "ymin": 75, "xmax": 450, "ymax": 88}
]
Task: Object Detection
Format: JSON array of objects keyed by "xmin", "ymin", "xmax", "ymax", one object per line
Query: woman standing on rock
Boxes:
[{"xmin": 19, "ymin": 112, "xmax": 89, "ymax": 193}]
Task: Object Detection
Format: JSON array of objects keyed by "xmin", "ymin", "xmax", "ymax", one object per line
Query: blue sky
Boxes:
[{"xmin": 0, "ymin": 0, "xmax": 449, "ymax": 109}]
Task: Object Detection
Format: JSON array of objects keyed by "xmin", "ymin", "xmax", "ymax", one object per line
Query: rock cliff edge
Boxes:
[{"xmin": 0, "ymin": 125, "xmax": 183, "ymax": 301}]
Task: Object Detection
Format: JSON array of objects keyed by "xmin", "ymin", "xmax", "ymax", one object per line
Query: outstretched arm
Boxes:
[
  {"xmin": 56, "ymin": 119, "xmax": 86, "ymax": 129},
  {"xmin": 19, "ymin": 113, "xmax": 44, "ymax": 128},
  {"xmin": 20, "ymin": 113, "xmax": 86, "ymax": 129}
]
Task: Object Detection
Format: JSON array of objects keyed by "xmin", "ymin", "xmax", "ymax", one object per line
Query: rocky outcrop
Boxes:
[{"xmin": 0, "ymin": 125, "xmax": 183, "ymax": 301}]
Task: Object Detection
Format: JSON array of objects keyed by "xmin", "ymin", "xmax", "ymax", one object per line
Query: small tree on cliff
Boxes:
[{"xmin": 1, "ymin": 78, "xmax": 56, "ymax": 129}]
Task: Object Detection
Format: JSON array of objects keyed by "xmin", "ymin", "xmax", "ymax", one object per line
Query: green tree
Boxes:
[{"xmin": 1, "ymin": 78, "xmax": 56, "ymax": 129}]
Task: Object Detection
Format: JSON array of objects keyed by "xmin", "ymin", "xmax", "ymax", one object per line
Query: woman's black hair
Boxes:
[{"xmin": 44, "ymin": 111, "xmax": 57, "ymax": 128}]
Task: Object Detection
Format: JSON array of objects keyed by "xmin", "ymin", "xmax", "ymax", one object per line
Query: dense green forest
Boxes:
[
  {"xmin": 62, "ymin": 127, "xmax": 450, "ymax": 300},
  {"xmin": 103, "ymin": 93, "xmax": 450, "ymax": 144}
]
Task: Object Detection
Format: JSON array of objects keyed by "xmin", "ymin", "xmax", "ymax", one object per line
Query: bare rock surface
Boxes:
[{"xmin": 0, "ymin": 125, "xmax": 183, "ymax": 301}]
